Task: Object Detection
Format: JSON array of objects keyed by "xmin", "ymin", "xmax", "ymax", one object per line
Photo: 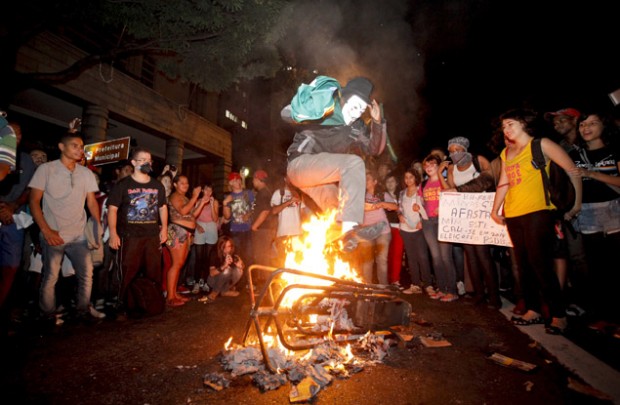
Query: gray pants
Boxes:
[{"xmin": 287, "ymin": 153, "xmax": 365, "ymax": 224}]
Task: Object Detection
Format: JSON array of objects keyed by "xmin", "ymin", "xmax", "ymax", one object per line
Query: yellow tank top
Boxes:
[{"xmin": 501, "ymin": 140, "xmax": 554, "ymax": 218}]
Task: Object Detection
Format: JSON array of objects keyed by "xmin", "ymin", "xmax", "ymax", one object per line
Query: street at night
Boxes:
[{"xmin": 3, "ymin": 286, "xmax": 618, "ymax": 404}]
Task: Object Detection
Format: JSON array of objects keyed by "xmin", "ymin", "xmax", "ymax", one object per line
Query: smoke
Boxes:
[{"xmin": 275, "ymin": 0, "xmax": 426, "ymax": 162}]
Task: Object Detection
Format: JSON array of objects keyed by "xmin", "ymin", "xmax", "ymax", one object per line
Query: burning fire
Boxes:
[{"xmin": 280, "ymin": 210, "xmax": 362, "ymax": 307}]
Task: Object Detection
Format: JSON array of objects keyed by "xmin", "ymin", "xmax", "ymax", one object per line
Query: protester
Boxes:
[
  {"xmin": 0, "ymin": 121, "xmax": 35, "ymax": 335},
  {"xmin": 0, "ymin": 113, "xmax": 17, "ymax": 182},
  {"xmin": 251, "ymin": 170, "xmax": 277, "ymax": 269},
  {"xmin": 202, "ymin": 236, "xmax": 243, "ymax": 302},
  {"xmin": 357, "ymin": 169, "xmax": 396, "ymax": 285},
  {"xmin": 491, "ymin": 108, "xmax": 581, "ymax": 334},
  {"xmin": 398, "ymin": 168, "xmax": 434, "ymax": 295},
  {"xmin": 382, "ymin": 171, "xmax": 404, "ymax": 287},
  {"xmin": 28, "ymin": 131, "xmax": 101, "ymax": 323},
  {"xmin": 283, "ymin": 76, "xmax": 387, "ymax": 246},
  {"xmin": 571, "ymin": 109, "xmax": 620, "ymax": 325},
  {"xmin": 164, "ymin": 175, "xmax": 207, "ymax": 307},
  {"xmin": 106, "ymin": 148, "xmax": 168, "ymax": 317},
  {"xmin": 420, "ymin": 154, "xmax": 458, "ymax": 302},
  {"xmin": 222, "ymin": 172, "xmax": 254, "ymax": 268},
  {"xmin": 545, "ymin": 107, "xmax": 588, "ymax": 317},
  {"xmin": 191, "ymin": 183, "xmax": 219, "ymax": 294},
  {"xmin": 445, "ymin": 136, "xmax": 500, "ymax": 308},
  {"xmin": 271, "ymin": 176, "xmax": 305, "ymax": 266}
]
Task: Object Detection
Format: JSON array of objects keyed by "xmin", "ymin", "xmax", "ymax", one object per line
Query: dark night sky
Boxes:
[{"xmin": 273, "ymin": 0, "xmax": 619, "ymax": 167}]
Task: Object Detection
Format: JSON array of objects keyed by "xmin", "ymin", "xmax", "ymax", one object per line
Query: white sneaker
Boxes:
[
  {"xmin": 457, "ymin": 281, "xmax": 466, "ymax": 296},
  {"xmin": 425, "ymin": 286, "xmax": 437, "ymax": 296},
  {"xmin": 192, "ymin": 283, "xmax": 200, "ymax": 294},
  {"xmin": 89, "ymin": 306, "xmax": 106, "ymax": 319},
  {"xmin": 402, "ymin": 285, "xmax": 422, "ymax": 295}
]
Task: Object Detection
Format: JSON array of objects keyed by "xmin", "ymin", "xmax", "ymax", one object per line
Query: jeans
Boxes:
[
  {"xmin": 208, "ymin": 266, "xmax": 243, "ymax": 294},
  {"xmin": 0, "ymin": 223, "xmax": 26, "ymax": 310},
  {"xmin": 40, "ymin": 236, "xmax": 93, "ymax": 316},
  {"xmin": 288, "ymin": 153, "xmax": 365, "ymax": 224},
  {"xmin": 421, "ymin": 217, "xmax": 456, "ymax": 294},
  {"xmin": 400, "ymin": 229, "xmax": 432, "ymax": 287},
  {"xmin": 358, "ymin": 232, "xmax": 391, "ymax": 285}
]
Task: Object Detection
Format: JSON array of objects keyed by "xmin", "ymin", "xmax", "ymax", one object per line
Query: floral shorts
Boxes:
[{"xmin": 166, "ymin": 223, "xmax": 195, "ymax": 248}]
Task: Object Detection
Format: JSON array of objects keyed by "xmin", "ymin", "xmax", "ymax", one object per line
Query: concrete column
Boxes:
[
  {"xmin": 213, "ymin": 158, "xmax": 232, "ymax": 199},
  {"xmin": 165, "ymin": 138, "xmax": 184, "ymax": 173},
  {"xmin": 81, "ymin": 105, "xmax": 108, "ymax": 144}
]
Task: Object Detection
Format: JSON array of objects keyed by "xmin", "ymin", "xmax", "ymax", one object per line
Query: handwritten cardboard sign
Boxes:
[{"xmin": 438, "ymin": 192, "xmax": 512, "ymax": 247}]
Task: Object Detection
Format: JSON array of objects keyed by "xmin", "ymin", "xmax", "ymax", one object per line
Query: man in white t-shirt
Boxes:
[{"xmin": 270, "ymin": 178, "xmax": 305, "ymax": 265}]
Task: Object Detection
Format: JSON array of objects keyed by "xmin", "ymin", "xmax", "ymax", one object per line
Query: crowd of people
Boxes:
[{"xmin": 0, "ymin": 77, "xmax": 618, "ymax": 341}]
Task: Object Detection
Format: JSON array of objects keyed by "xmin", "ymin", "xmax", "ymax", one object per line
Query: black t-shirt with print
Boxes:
[{"xmin": 107, "ymin": 176, "xmax": 167, "ymax": 237}]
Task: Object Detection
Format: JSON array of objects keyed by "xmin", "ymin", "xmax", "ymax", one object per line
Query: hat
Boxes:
[
  {"xmin": 227, "ymin": 172, "xmax": 242, "ymax": 182},
  {"xmin": 544, "ymin": 108, "xmax": 581, "ymax": 120},
  {"xmin": 448, "ymin": 136, "xmax": 470, "ymax": 150},
  {"xmin": 341, "ymin": 77, "xmax": 373, "ymax": 104},
  {"xmin": 253, "ymin": 170, "xmax": 268, "ymax": 181}
]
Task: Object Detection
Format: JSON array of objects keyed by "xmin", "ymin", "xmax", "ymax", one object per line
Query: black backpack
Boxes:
[
  {"xmin": 127, "ymin": 277, "xmax": 165, "ymax": 316},
  {"xmin": 530, "ymin": 138, "xmax": 576, "ymax": 215}
]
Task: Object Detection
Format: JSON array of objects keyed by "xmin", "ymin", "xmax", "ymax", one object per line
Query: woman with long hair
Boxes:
[
  {"xmin": 191, "ymin": 184, "xmax": 219, "ymax": 293},
  {"xmin": 399, "ymin": 168, "xmax": 434, "ymax": 295},
  {"xmin": 420, "ymin": 154, "xmax": 458, "ymax": 302},
  {"xmin": 203, "ymin": 235, "xmax": 244, "ymax": 302},
  {"xmin": 165, "ymin": 175, "xmax": 208, "ymax": 307},
  {"xmin": 571, "ymin": 109, "xmax": 620, "ymax": 325},
  {"xmin": 491, "ymin": 108, "xmax": 581, "ymax": 334}
]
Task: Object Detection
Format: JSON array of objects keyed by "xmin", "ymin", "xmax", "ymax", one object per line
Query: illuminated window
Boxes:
[{"xmin": 225, "ymin": 110, "xmax": 238, "ymax": 123}]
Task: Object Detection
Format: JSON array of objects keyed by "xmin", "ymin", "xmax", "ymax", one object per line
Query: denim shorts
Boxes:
[{"xmin": 572, "ymin": 198, "xmax": 620, "ymax": 234}]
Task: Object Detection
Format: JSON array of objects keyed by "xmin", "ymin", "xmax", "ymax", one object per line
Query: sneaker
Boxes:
[
  {"xmin": 336, "ymin": 222, "xmax": 387, "ymax": 253},
  {"xmin": 89, "ymin": 306, "xmax": 106, "ymax": 319},
  {"xmin": 192, "ymin": 283, "xmax": 200, "ymax": 294},
  {"xmin": 402, "ymin": 285, "xmax": 423, "ymax": 295},
  {"xmin": 429, "ymin": 291, "xmax": 445, "ymax": 300},
  {"xmin": 425, "ymin": 286, "xmax": 437, "ymax": 296},
  {"xmin": 456, "ymin": 281, "xmax": 466, "ymax": 296},
  {"xmin": 391, "ymin": 281, "xmax": 404, "ymax": 290},
  {"xmin": 440, "ymin": 293, "xmax": 459, "ymax": 302},
  {"xmin": 94, "ymin": 298, "xmax": 105, "ymax": 310},
  {"xmin": 177, "ymin": 285, "xmax": 190, "ymax": 294},
  {"xmin": 565, "ymin": 304, "xmax": 585, "ymax": 317}
]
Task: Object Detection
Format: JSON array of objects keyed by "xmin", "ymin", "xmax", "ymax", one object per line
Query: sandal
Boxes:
[
  {"xmin": 511, "ymin": 316, "xmax": 544, "ymax": 326},
  {"xmin": 545, "ymin": 317, "xmax": 567, "ymax": 335},
  {"xmin": 511, "ymin": 310, "xmax": 544, "ymax": 326}
]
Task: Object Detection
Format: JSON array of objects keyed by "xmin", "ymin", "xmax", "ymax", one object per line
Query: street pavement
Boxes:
[{"xmin": 2, "ymin": 287, "xmax": 619, "ymax": 404}]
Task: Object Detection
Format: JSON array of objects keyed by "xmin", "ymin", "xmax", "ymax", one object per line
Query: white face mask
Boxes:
[{"xmin": 342, "ymin": 95, "xmax": 368, "ymax": 125}]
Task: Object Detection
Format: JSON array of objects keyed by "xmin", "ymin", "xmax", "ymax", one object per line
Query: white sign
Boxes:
[{"xmin": 438, "ymin": 192, "xmax": 512, "ymax": 247}]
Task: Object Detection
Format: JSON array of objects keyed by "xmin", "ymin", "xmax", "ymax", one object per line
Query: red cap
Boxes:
[
  {"xmin": 254, "ymin": 170, "xmax": 268, "ymax": 181},
  {"xmin": 544, "ymin": 108, "xmax": 581, "ymax": 120},
  {"xmin": 227, "ymin": 172, "xmax": 242, "ymax": 182}
]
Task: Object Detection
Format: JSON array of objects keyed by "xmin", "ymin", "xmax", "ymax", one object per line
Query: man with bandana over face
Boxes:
[
  {"xmin": 106, "ymin": 148, "xmax": 168, "ymax": 318},
  {"xmin": 283, "ymin": 76, "xmax": 388, "ymax": 250}
]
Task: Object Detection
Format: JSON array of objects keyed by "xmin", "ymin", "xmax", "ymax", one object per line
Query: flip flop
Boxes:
[{"xmin": 511, "ymin": 315, "xmax": 544, "ymax": 326}]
